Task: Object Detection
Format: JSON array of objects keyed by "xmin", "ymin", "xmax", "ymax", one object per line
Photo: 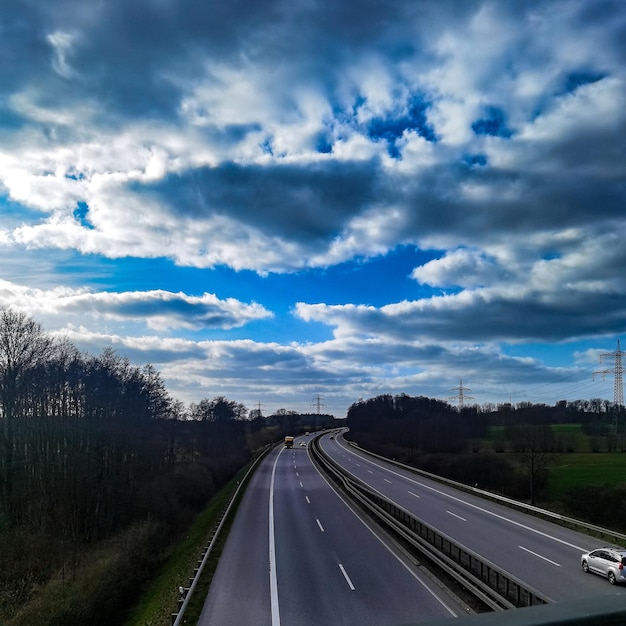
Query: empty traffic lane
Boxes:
[
  {"xmin": 200, "ymin": 437, "xmax": 461, "ymax": 625},
  {"xmin": 275, "ymin": 442, "xmax": 459, "ymax": 625}
]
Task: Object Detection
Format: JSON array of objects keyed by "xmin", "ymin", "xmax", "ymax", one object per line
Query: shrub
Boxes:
[{"xmin": 8, "ymin": 520, "xmax": 165, "ymax": 626}]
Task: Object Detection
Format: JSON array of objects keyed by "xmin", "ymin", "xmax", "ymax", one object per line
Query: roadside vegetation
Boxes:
[
  {"xmin": 346, "ymin": 394, "xmax": 626, "ymax": 531},
  {"xmin": 0, "ymin": 309, "xmax": 334, "ymax": 626},
  {"xmin": 123, "ymin": 459, "xmax": 255, "ymax": 626}
]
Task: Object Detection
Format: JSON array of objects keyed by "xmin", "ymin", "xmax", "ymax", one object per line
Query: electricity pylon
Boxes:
[
  {"xmin": 593, "ymin": 339, "xmax": 624, "ymax": 433},
  {"xmin": 311, "ymin": 393, "xmax": 326, "ymax": 414},
  {"xmin": 448, "ymin": 378, "xmax": 474, "ymax": 409}
]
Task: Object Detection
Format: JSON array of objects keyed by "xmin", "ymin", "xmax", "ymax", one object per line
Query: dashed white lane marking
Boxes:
[
  {"xmin": 316, "ymin": 518, "xmax": 325, "ymax": 532},
  {"xmin": 305, "ymin": 496, "xmax": 310, "ymax": 504},
  {"xmin": 347, "ymin": 451, "xmax": 587, "ymax": 552},
  {"xmin": 446, "ymin": 510, "xmax": 467, "ymax": 522},
  {"xmin": 339, "ymin": 564, "xmax": 356, "ymax": 590},
  {"xmin": 408, "ymin": 490, "xmax": 420, "ymax": 498},
  {"xmin": 519, "ymin": 545, "xmax": 561, "ymax": 567}
]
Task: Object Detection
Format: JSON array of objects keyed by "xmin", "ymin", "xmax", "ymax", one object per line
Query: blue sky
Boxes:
[{"xmin": 0, "ymin": 0, "xmax": 624, "ymax": 416}]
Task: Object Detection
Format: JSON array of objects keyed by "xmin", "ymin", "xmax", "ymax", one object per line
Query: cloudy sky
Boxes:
[{"xmin": 1, "ymin": 0, "xmax": 625, "ymax": 416}]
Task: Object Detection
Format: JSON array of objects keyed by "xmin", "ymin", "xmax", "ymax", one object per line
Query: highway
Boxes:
[
  {"xmin": 199, "ymin": 436, "xmax": 462, "ymax": 625},
  {"xmin": 320, "ymin": 432, "xmax": 626, "ymax": 604}
]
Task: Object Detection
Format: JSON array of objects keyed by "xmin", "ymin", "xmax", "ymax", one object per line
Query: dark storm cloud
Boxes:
[
  {"xmin": 0, "ymin": 0, "xmax": 280, "ymax": 121},
  {"xmin": 0, "ymin": 0, "xmax": 468, "ymax": 124},
  {"xmin": 140, "ymin": 159, "xmax": 382, "ymax": 241},
  {"xmin": 297, "ymin": 279, "xmax": 626, "ymax": 344}
]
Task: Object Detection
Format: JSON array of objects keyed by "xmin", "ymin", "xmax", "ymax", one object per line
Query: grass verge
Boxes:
[{"xmin": 123, "ymin": 453, "xmax": 264, "ymax": 626}]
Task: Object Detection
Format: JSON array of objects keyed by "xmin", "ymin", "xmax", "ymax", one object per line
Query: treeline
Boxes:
[
  {"xmin": 0, "ymin": 309, "xmax": 316, "ymax": 624},
  {"xmin": 347, "ymin": 393, "xmax": 490, "ymax": 454},
  {"xmin": 346, "ymin": 393, "xmax": 626, "ymax": 513},
  {"xmin": 347, "ymin": 393, "xmax": 624, "ymax": 457}
]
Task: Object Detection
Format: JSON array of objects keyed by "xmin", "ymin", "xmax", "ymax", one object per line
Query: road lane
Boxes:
[
  {"xmin": 198, "ymin": 446, "xmax": 275, "ymax": 626},
  {"xmin": 322, "ymin": 433, "xmax": 626, "ymax": 602},
  {"xmin": 275, "ymin": 441, "xmax": 459, "ymax": 625},
  {"xmin": 200, "ymin": 437, "xmax": 461, "ymax": 625}
]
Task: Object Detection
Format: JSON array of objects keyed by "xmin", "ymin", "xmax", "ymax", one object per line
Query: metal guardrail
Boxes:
[
  {"xmin": 344, "ymin": 437, "xmax": 626, "ymax": 546},
  {"xmin": 171, "ymin": 445, "xmax": 272, "ymax": 626},
  {"xmin": 310, "ymin": 435, "xmax": 551, "ymax": 612}
]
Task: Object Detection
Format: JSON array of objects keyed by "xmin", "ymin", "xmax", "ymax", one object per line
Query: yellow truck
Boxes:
[{"xmin": 284, "ymin": 436, "xmax": 294, "ymax": 448}]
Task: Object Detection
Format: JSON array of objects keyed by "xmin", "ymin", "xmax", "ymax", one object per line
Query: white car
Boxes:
[
  {"xmin": 581, "ymin": 548, "xmax": 626, "ymax": 585},
  {"xmin": 299, "ymin": 441, "xmax": 307, "ymax": 447}
]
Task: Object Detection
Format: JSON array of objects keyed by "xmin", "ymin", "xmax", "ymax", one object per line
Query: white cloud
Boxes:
[
  {"xmin": 411, "ymin": 248, "xmax": 504, "ymax": 288},
  {"xmin": 47, "ymin": 31, "xmax": 78, "ymax": 79},
  {"xmin": 0, "ymin": 280, "xmax": 272, "ymax": 331}
]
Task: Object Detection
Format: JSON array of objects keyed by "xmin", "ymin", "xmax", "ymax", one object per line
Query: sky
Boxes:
[{"xmin": 0, "ymin": 0, "xmax": 625, "ymax": 417}]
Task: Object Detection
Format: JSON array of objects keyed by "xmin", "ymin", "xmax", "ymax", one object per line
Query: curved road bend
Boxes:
[
  {"xmin": 322, "ymin": 432, "xmax": 626, "ymax": 603},
  {"xmin": 199, "ymin": 436, "xmax": 462, "ymax": 626}
]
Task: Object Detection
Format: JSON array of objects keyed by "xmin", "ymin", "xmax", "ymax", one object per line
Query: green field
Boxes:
[
  {"xmin": 484, "ymin": 423, "xmax": 626, "ymax": 499},
  {"xmin": 487, "ymin": 423, "xmax": 589, "ymax": 451},
  {"xmin": 548, "ymin": 453, "xmax": 626, "ymax": 496}
]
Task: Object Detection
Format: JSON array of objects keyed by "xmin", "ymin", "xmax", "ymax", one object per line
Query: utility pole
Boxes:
[
  {"xmin": 448, "ymin": 378, "xmax": 474, "ymax": 409},
  {"xmin": 593, "ymin": 339, "xmax": 624, "ymax": 434}
]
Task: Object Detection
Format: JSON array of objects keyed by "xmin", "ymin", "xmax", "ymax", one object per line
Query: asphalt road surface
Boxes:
[
  {"xmin": 320, "ymin": 432, "xmax": 626, "ymax": 604},
  {"xmin": 198, "ymin": 436, "xmax": 462, "ymax": 625}
]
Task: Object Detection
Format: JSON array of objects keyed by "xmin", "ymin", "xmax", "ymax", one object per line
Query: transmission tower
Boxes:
[
  {"xmin": 311, "ymin": 393, "xmax": 326, "ymax": 414},
  {"xmin": 593, "ymin": 339, "xmax": 624, "ymax": 433},
  {"xmin": 448, "ymin": 378, "xmax": 474, "ymax": 409}
]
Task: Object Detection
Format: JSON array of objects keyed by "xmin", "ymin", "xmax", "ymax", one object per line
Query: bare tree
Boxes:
[
  {"xmin": 0, "ymin": 309, "xmax": 51, "ymax": 512},
  {"xmin": 509, "ymin": 422, "xmax": 557, "ymax": 505}
]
